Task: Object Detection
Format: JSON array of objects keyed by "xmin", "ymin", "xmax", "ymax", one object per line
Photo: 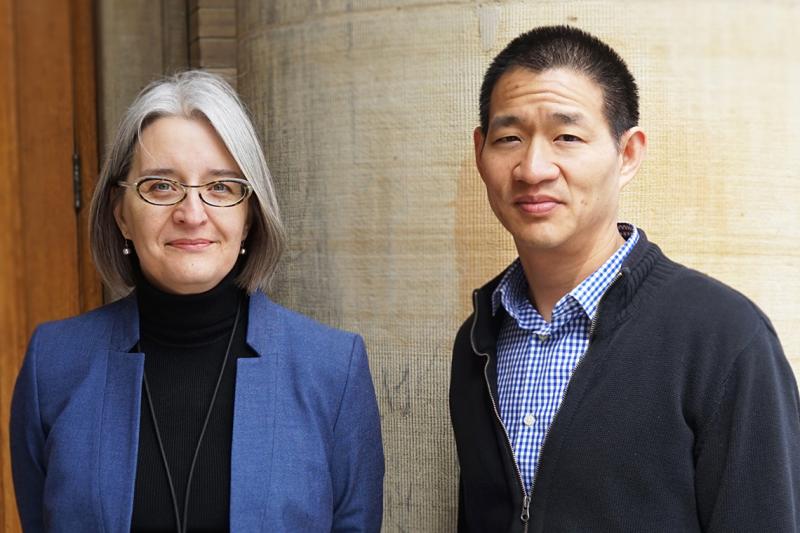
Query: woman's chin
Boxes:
[{"xmin": 149, "ymin": 272, "xmax": 226, "ymax": 295}]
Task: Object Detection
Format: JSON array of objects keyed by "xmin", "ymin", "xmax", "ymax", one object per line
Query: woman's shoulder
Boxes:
[
  {"xmin": 35, "ymin": 295, "xmax": 133, "ymax": 335},
  {"xmin": 248, "ymin": 292, "xmax": 365, "ymax": 366},
  {"xmin": 30, "ymin": 295, "xmax": 136, "ymax": 357},
  {"xmin": 250, "ymin": 292, "xmax": 359, "ymax": 341}
]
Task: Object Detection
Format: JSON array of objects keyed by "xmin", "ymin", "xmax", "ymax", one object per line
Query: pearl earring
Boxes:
[
  {"xmin": 122, "ymin": 240, "xmax": 132, "ymax": 256},
  {"xmin": 239, "ymin": 246, "xmax": 247, "ymax": 256}
]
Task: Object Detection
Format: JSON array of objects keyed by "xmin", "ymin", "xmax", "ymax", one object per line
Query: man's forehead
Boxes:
[
  {"xmin": 488, "ymin": 110, "xmax": 587, "ymax": 131},
  {"xmin": 487, "ymin": 67, "xmax": 604, "ymax": 124},
  {"xmin": 494, "ymin": 66, "xmax": 601, "ymax": 95}
]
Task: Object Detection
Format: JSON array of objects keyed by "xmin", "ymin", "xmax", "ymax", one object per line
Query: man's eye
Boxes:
[
  {"xmin": 556, "ymin": 134, "xmax": 582, "ymax": 142},
  {"xmin": 495, "ymin": 135, "xmax": 521, "ymax": 144}
]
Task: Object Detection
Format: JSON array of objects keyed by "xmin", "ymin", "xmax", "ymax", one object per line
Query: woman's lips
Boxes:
[{"xmin": 167, "ymin": 239, "xmax": 214, "ymax": 251}]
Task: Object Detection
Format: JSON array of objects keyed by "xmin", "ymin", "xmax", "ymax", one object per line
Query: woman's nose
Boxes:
[{"xmin": 172, "ymin": 188, "xmax": 209, "ymax": 225}]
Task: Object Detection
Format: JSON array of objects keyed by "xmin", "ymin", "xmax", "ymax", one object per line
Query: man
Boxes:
[{"xmin": 450, "ymin": 25, "xmax": 800, "ymax": 532}]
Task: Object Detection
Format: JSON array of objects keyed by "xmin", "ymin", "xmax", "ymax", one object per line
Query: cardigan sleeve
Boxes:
[
  {"xmin": 330, "ymin": 334, "xmax": 385, "ymax": 533},
  {"xmin": 10, "ymin": 327, "xmax": 47, "ymax": 532},
  {"xmin": 694, "ymin": 318, "xmax": 800, "ymax": 532}
]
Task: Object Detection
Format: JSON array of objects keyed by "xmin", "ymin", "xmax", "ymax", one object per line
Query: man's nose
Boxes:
[{"xmin": 514, "ymin": 139, "xmax": 559, "ymax": 184}]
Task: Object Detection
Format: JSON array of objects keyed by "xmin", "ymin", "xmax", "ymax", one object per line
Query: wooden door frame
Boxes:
[{"xmin": 0, "ymin": 0, "xmax": 101, "ymax": 530}]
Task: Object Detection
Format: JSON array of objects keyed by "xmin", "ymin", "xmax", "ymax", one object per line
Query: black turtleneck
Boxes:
[{"xmin": 130, "ymin": 265, "xmax": 256, "ymax": 533}]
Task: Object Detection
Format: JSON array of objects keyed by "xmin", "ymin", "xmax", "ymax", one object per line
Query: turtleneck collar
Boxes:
[{"xmin": 134, "ymin": 261, "xmax": 245, "ymax": 346}]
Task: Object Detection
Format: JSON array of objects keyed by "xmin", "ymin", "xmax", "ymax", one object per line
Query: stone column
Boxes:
[{"xmin": 237, "ymin": 2, "xmax": 800, "ymax": 529}]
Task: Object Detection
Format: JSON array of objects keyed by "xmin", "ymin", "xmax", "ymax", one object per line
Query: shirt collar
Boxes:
[
  {"xmin": 492, "ymin": 223, "xmax": 639, "ymax": 326},
  {"xmin": 570, "ymin": 223, "xmax": 638, "ymax": 319}
]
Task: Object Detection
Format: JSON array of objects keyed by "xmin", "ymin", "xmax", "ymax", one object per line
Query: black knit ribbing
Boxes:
[{"xmin": 130, "ymin": 267, "xmax": 255, "ymax": 532}]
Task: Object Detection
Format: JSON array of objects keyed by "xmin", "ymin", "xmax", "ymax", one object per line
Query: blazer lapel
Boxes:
[
  {"xmin": 98, "ymin": 296, "xmax": 144, "ymax": 532},
  {"xmin": 230, "ymin": 292, "xmax": 282, "ymax": 531}
]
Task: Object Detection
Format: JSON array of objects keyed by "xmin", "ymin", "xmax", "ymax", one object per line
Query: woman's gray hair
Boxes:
[{"xmin": 89, "ymin": 70, "xmax": 285, "ymax": 295}]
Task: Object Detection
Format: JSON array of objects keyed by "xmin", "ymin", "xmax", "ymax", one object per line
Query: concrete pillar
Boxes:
[
  {"xmin": 96, "ymin": 0, "xmax": 189, "ymax": 151},
  {"xmin": 237, "ymin": 2, "xmax": 800, "ymax": 529}
]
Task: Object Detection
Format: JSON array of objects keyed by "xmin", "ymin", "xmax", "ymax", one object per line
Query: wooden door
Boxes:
[{"xmin": 0, "ymin": 0, "xmax": 101, "ymax": 529}]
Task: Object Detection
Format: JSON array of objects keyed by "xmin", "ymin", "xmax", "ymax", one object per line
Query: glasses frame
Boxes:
[{"xmin": 117, "ymin": 176, "xmax": 253, "ymax": 207}]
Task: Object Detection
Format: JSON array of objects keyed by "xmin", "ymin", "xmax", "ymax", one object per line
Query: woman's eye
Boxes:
[
  {"xmin": 209, "ymin": 182, "xmax": 231, "ymax": 193},
  {"xmin": 144, "ymin": 180, "xmax": 177, "ymax": 193}
]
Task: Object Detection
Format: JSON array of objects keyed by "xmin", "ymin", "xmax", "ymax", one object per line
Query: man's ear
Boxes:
[
  {"xmin": 473, "ymin": 126, "xmax": 486, "ymax": 179},
  {"xmin": 617, "ymin": 127, "xmax": 647, "ymax": 190}
]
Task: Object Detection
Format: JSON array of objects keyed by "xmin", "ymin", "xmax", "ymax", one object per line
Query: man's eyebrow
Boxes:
[
  {"xmin": 488, "ymin": 115, "xmax": 523, "ymax": 130},
  {"xmin": 551, "ymin": 111, "xmax": 585, "ymax": 125}
]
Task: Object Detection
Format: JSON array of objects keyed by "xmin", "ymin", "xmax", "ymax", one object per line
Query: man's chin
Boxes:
[{"xmin": 513, "ymin": 235, "xmax": 566, "ymax": 253}]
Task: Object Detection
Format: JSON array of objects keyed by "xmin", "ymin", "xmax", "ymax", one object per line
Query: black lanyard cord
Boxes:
[
  {"xmin": 138, "ymin": 296, "xmax": 242, "ymax": 533},
  {"xmin": 142, "ymin": 372, "xmax": 182, "ymax": 532}
]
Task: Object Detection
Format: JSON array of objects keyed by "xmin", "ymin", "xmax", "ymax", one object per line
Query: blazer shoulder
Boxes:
[
  {"xmin": 30, "ymin": 296, "xmax": 135, "ymax": 356},
  {"xmin": 249, "ymin": 292, "xmax": 362, "ymax": 363}
]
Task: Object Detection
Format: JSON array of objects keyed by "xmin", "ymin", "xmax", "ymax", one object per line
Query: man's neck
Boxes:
[{"xmin": 517, "ymin": 225, "xmax": 625, "ymax": 322}]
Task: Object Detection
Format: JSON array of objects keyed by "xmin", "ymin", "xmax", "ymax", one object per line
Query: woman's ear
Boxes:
[{"xmin": 113, "ymin": 200, "xmax": 131, "ymax": 239}]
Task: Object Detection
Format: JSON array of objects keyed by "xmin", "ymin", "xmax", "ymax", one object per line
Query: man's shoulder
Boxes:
[
  {"xmin": 658, "ymin": 260, "xmax": 773, "ymax": 335},
  {"xmin": 452, "ymin": 265, "xmax": 512, "ymax": 350},
  {"xmin": 453, "ymin": 313, "xmax": 475, "ymax": 353}
]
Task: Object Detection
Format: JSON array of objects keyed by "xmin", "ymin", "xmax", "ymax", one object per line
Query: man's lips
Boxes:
[
  {"xmin": 167, "ymin": 239, "xmax": 215, "ymax": 250},
  {"xmin": 514, "ymin": 195, "xmax": 562, "ymax": 214}
]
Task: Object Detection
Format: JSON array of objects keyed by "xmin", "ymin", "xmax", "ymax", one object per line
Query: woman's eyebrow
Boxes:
[
  {"xmin": 208, "ymin": 169, "xmax": 241, "ymax": 178},
  {"xmin": 139, "ymin": 167, "xmax": 175, "ymax": 176}
]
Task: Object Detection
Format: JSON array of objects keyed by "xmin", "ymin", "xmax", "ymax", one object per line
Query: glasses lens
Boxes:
[
  {"xmin": 202, "ymin": 180, "xmax": 248, "ymax": 207},
  {"xmin": 138, "ymin": 178, "xmax": 183, "ymax": 205}
]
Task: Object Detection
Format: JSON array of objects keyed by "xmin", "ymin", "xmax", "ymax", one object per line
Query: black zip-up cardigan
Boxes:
[{"xmin": 450, "ymin": 230, "xmax": 800, "ymax": 533}]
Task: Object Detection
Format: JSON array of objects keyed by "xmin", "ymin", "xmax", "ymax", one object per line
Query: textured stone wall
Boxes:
[
  {"xmin": 96, "ymin": 0, "xmax": 189, "ymax": 151},
  {"xmin": 237, "ymin": 2, "xmax": 800, "ymax": 530},
  {"xmin": 189, "ymin": 0, "xmax": 237, "ymax": 88}
]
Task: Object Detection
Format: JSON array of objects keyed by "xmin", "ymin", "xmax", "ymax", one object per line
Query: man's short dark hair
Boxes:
[{"xmin": 479, "ymin": 25, "xmax": 639, "ymax": 141}]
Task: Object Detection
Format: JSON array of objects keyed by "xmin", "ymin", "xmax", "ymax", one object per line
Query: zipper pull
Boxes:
[{"xmin": 521, "ymin": 494, "xmax": 531, "ymax": 522}]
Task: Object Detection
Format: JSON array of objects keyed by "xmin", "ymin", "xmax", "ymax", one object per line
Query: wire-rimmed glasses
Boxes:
[{"xmin": 117, "ymin": 176, "xmax": 252, "ymax": 207}]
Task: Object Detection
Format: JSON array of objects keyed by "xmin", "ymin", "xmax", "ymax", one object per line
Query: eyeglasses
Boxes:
[{"xmin": 117, "ymin": 176, "xmax": 253, "ymax": 207}]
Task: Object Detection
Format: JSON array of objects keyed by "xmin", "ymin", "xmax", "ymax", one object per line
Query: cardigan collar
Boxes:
[{"xmin": 470, "ymin": 227, "xmax": 665, "ymax": 355}]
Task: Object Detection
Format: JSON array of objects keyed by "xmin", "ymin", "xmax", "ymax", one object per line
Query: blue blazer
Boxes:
[{"xmin": 10, "ymin": 292, "xmax": 384, "ymax": 532}]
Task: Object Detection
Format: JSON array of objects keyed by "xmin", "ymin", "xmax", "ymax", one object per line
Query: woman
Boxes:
[{"xmin": 10, "ymin": 71, "xmax": 384, "ymax": 532}]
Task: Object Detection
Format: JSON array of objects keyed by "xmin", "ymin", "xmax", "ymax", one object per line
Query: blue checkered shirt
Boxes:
[{"xmin": 492, "ymin": 223, "xmax": 639, "ymax": 493}]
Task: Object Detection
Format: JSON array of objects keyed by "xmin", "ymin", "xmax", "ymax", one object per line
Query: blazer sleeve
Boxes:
[
  {"xmin": 694, "ymin": 318, "xmax": 800, "ymax": 532},
  {"xmin": 10, "ymin": 327, "xmax": 47, "ymax": 532},
  {"xmin": 330, "ymin": 334, "xmax": 385, "ymax": 533}
]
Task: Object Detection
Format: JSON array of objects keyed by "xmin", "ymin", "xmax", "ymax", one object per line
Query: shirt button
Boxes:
[
  {"xmin": 523, "ymin": 413, "xmax": 536, "ymax": 426},
  {"xmin": 537, "ymin": 333, "xmax": 549, "ymax": 341}
]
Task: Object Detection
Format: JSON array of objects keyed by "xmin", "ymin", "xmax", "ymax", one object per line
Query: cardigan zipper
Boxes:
[
  {"xmin": 470, "ymin": 291, "xmax": 531, "ymax": 531},
  {"xmin": 527, "ymin": 271, "xmax": 624, "ymax": 499}
]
